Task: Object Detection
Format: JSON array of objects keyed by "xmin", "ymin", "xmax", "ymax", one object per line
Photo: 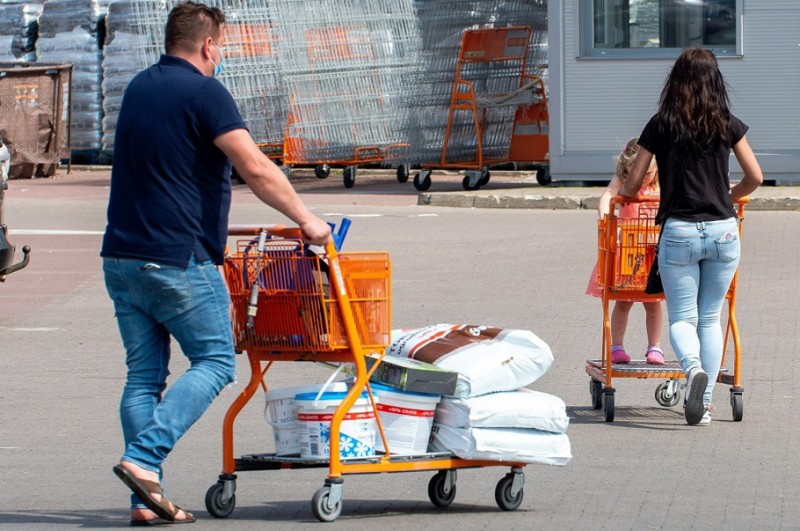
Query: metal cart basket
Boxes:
[{"xmin": 207, "ymin": 225, "xmax": 527, "ymax": 522}]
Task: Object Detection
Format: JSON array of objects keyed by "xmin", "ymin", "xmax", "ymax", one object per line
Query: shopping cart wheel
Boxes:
[
  {"xmin": 479, "ymin": 170, "xmax": 491, "ymax": 186},
  {"xmin": 428, "ymin": 470, "xmax": 457, "ymax": 508},
  {"xmin": 396, "ymin": 165, "xmax": 410, "ymax": 183},
  {"xmin": 312, "ymin": 481, "xmax": 343, "ymax": 522},
  {"xmin": 462, "ymin": 171, "xmax": 483, "ymax": 191},
  {"xmin": 343, "ymin": 166, "xmax": 357, "ymax": 188},
  {"xmin": 655, "ymin": 380, "xmax": 681, "ymax": 407},
  {"xmin": 495, "ymin": 468, "xmax": 524, "ymax": 511},
  {"xmin": 730, "ymin": 388, "xmax": 744, "ymax": 421},
  {"xmin": 536, "ymin": 166, "xmax": 551, "ymax": 186},
  {"xmin": 590, "ymin": 379, "xmax": 603, "ymax": 410},
  {"xmin": 414, "ymin": 170, "xmax": 432, "ymax": 191},
  {"xmin": 603, "ymin": 387, "xmax": 615, "ymax": 422},
  {"xmin": 315, "ymin": 164, "xmax": 330, "ymax": 179},
  {"xmin": 205, "ymin": 480, "xmax": 236, "ymax": 518}
]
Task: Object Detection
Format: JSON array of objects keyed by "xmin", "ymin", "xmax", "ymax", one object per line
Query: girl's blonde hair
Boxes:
[{"xmin": 616, "ymin": 138, "xmax": 658, "ymax": 190}]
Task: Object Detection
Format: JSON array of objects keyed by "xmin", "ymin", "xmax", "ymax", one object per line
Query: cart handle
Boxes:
[
  {"xmin": 613, "ymin": 195, "xmax": 750, "ymax": 206},
  {"xmin": 227, "ymin": 224, "xmax": 302, "ymax": 238}
]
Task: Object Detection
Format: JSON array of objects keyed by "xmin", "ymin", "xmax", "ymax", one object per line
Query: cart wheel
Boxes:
[
  {"xmin": 730, "ymin": 390, "xmax": 744, "ymax": 422},
  {"xmin": 494, "ymin": 472, "xmax": 524, "ymax": 511},
  {"xmin": 343, "ymin": 166, "xmax": 356, "ymax": 188},
  {"xmin": 462, "ymin": 171, "xmax": 482, "ymax": 191},
  {"xmin": 312, "ymin": 485, "xmax": 343, "ymax": 522},
  {"xmin": 655, "ymin": 380, "xmax": 681, "ymax": 408},
  {"xmin": 536, "ymin": 166, "xmax": 551, "ymax": 186},
  {"xmin": 428, "ymin": 470, "xmax": 456, "ymax": 508},
  {"xmin": 480, "ymin": 170, "xmax": 491, "ymax": 186},
  {"xmin": 314, "ymin": 164, "xmax": 330, "ymax": 179},
  {"xmin": 205, "ymin": 481, "xmax": 236, "ymax": 518},
  {"xmin": 396, "ymin": 165, "xmax": 410, "ymax": 183},
  {"xmin": 414, "ymin": 170, "xmax": 432, "ymax": 191},
  {"xmin": 603, "ymin": 388, "xmax": 615, "ymax": 422},
  {"xmin": 590, "ymin": 379, "xmax": 602, "ymax": 410}
]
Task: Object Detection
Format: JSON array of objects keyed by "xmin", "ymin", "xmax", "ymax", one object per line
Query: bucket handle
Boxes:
[{"xmin": 314, "ymin": 364, "xmax": 346, "ymax": 404}]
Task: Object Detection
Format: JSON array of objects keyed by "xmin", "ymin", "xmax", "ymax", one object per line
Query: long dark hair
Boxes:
[{"xmin": 657, "ymin": 48, "xmax": 732, "ymax": 153}]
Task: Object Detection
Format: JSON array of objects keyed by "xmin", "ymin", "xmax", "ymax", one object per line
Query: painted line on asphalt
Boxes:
[
  {"xmin": 12, "ymin": 230, "xmax": 104, "ymax": 235},
  {"xmin": 0, "ymin": 327, "xmax": 63, "ymax": 332},
  {"xmin": 321, "ymin": 213, "xmax": 439, "ymax": 217}
]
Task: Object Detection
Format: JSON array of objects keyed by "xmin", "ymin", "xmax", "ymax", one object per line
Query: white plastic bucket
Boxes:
[
  {"xmin": 264, "ymin": 382, "xmax": 348, "ymax": 456},
  {"xmin": 371, "ymin": 383, "xmax": 440, "ymax": 455},
  {"xmin": 295, "ymin": 391, "xmax": 377, "ymax": 459}
]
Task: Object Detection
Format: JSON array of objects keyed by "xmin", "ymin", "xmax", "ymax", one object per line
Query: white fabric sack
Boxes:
[
  {"xmin": 429, "ymin": 423, "xmax": 571, "ymax": 466},
  {"xmin": 435, "ymin": 389, "xmax": 569, "ymax": 434},
  {"xmin": 386, "ymin": 324, "xmax": 553, "ymax": 397}
]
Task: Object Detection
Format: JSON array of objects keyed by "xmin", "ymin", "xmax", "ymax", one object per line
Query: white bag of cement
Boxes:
[
  {"xmin": 429, "ymin": 423, "xmax": 571, "ymax": 466},
  {"xmin": 386, "ymin": 324, "xmax": 553, "ymax": 397},
  {"xmin": 435, "ymin": 389, "xmax": 569, "ymax": 434}
]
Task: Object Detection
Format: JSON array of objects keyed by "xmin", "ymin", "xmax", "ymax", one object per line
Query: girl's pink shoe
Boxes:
[
  {"xmin": 646, "ymin": 347, "xmax": 665, "ymax": 365},
  {"xmin": 611, "ymin": 346, "xmax": 630, "ymax": 364}
]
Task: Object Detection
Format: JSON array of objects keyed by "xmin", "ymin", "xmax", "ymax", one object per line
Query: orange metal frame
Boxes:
[
  {"xmin": 585, "ymin": 196, "xmax": 749, "ymax": 389},
  {"xmin": 220, "ymin": 225, "xmax": 526, "ymax": 481},
  {"xmin": 435, "ymin": 26, "xmax": 548, "ymax": 171}
]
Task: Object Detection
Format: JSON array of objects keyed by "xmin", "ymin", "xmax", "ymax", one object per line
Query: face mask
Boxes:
[{"xmin": 210, "ymin": 41, "xmax": 225, "ymax": 77}]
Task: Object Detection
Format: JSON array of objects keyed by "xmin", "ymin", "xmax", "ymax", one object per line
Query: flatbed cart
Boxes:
[
  {"xmin": 585, "ymin": 195, "xmax": 748, "ymax": 422},
  {"xmin": 207, "ymin": 225, "xmax": 527, "ymax": 522},
  {"xmin": 412, "ymin": 26, "xmax": 550, "ymax": 192}
]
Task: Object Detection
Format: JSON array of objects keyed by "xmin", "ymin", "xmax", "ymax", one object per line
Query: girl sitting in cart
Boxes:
[{"xmin": 586, "ymin": 138, "xmax": 665, "ymax": 365}]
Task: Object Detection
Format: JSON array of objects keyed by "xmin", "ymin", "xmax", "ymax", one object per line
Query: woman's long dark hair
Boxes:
[{"xmin": 657, "ymin": 48, "xmax": 732, "ymax": 153}]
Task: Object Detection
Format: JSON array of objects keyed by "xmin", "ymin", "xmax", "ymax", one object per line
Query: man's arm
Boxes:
[{"xmin": 214, "ymin": 129, "xmax": 330, "ymax": 245}]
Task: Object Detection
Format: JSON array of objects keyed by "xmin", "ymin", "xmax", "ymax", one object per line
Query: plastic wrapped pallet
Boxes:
[
  {"xmin": 434, "ymin": 388, "xmax": 569, "ymax": 434},
  {"xmin": 0, "ymin": 3, "xmax": 41, "ymax": 63},
  {"xmin": 36, "ymin": 0, "xmax": 105, "ymax": 152},
  {"xmin": 386, "ymin": 324, "xmax": 553, "ymax": 397},
  {"xmin": 429, "ymin": 423, "xmax": 571, "ymax": 466}
]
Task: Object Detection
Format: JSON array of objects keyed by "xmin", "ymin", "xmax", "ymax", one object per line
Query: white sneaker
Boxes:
[
  {"xmin": 697, "ymin": 405, "xmax": 713, "ymax": 426},
  {"xmin": 684, "ymin": 367, "xmax": 708, "ymax": 426}
]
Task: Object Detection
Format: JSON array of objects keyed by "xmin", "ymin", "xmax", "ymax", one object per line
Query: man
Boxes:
[{"xmin": 102, "ymin": 2, "xmax": 330, "ymax": 524}]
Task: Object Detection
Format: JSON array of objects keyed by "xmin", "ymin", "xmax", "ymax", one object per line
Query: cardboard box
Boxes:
[{"xmin": 365, "ymin": 354, "xmax": 458, "ymax": 396}]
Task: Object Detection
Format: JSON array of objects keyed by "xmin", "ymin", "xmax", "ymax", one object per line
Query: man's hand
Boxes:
[{"xmin": 299, "ymin": 217, "xmax": 332, "ymax": 246}]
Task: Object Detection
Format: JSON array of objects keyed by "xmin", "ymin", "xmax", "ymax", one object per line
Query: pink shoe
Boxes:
[
  {"xmin": 611, "ymin": 346, "xmax": 630, "ymax": 364},
  {"xmin": 646, "ymin": 347, "xmax": 665, "ymax": 365}
]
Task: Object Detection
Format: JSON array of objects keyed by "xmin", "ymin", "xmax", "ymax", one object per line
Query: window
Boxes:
[{"xmin": 580, "ymin": 0, "xmax": 741, "ymax": 58}]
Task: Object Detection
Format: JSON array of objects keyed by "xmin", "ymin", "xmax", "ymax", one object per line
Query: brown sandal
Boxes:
[{"xmin": 113, "ymin": 464, "xmax": 193, "ymax": 522}]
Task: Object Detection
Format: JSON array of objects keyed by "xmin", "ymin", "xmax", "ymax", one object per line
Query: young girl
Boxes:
[
  {"xmin": 586, "ymin": 138, "xmax": 664, "ymax": 365},
  {"xmin": 621, "ymin": 48, "xmax": 762, "ymax": 426}
]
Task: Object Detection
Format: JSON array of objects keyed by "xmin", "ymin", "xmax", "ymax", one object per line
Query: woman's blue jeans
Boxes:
[
  {"xmin": 103, "ymin": 256, "xmax": 236, "ymax": 508},
  {"xmin": 658, "ymin": 217, "xmax": 740, "ymax": 404}
]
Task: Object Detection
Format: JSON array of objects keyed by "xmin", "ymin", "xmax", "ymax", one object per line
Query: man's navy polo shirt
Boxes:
[{"xmin": 101, "ymin": 55, "xmax": 247, "ymax": 267}]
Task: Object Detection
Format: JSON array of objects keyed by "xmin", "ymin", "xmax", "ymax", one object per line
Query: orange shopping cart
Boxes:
[
  {"xmin": 585, "ymin": 195, "xmax": 748, "ymax": 422},
  {"xmin": 206, "ymin": 225, "xmax": 527, "ymax": 522}
]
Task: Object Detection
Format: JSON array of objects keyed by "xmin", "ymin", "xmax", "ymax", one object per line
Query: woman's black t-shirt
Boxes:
[{"xmin": 638, "ymin": 114, "xmax": 748, "ymax": 223}]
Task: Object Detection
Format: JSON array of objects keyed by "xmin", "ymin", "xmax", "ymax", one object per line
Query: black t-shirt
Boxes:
[{"xmin": 638, "ymin": 113, "xmax": 748, "ymax": 223}]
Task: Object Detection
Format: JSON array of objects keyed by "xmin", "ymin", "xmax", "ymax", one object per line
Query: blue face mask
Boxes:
[{"xmin": 210, "ymin": 41, "xmax": 225, "ymax": 77}]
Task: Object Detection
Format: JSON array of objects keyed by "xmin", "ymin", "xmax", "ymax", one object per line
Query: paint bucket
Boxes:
[
  {"xmin": 264, "ymin": 382, "xmax": 348, "ymax": 456},
  {"xmin": 295, "ymin": 391, "xmax": 377, "ymax": 459},
  {"xmin": 371, "ymin": 383, "xmax": 440, "ymax": 455}
]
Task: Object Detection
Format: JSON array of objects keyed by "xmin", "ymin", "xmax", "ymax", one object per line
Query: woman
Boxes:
[{"xmin": 621, "ymin": 48, "xmax": 762, "ymax": 426}]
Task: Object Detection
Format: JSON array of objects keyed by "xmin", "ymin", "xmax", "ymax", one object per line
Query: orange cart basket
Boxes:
[{"xmin": 585, "ymin": 196, "xmax": 749, "ymax": 422}]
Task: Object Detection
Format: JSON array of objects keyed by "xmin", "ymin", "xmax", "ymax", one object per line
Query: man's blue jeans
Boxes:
[
  {"xmin": 658, "ymin": 217, "xmax": 740, "ymax": 404},
  {"xmin": 104, "ymin": 256, "xmax": 236, "ymax": 508}
]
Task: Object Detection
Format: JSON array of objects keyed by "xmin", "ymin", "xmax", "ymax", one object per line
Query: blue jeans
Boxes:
[
  {"xmin": 103, "ymin": 256, "xmax": 236, "ymax": 509},
  {"xmin": 658, "ymin": 217, "xmax": 740, "ymax": 404}
]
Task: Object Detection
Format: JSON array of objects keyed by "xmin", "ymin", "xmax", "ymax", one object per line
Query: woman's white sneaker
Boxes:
[{"xmin": 684, "ymin": 367, "xmax": 708, "ymax": 425}]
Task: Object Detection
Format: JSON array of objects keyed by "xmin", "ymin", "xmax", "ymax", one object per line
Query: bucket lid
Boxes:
[
  {"xmin": 295, "ymin": 391, "xmax": 368, "ymax": 401},
  {"xmin": 369, "ymin": 382, "xmax": 440, "ymax": 398}
]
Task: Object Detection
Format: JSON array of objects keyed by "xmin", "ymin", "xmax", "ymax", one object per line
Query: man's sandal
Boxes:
[{"xmin": 113, "ymin": 465, "xmax": 195, "ymax": 524}]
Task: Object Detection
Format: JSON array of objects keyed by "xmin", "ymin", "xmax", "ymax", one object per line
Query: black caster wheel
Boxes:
[
  {"xmin": 479, "ymin": 170, "xmax": 491, "ymax": 186},
  {"xmin": 314, "ymin": 164, "xmax": 330, "ymax": 179},
  {"xmin": 343, "ymin": 166, "xmax": 356, "ymax": 188},
  {"xmin": 205, "ymin": 481, "xmax": 236, "ymax": 518},
  {"xmin": 428, "ymin": 470, "xmax": 456, "ymax": 508},
  {"xmin": 396, "ymin": 164, "xmax": 410, "ymax": 183},
  {"xmin": 462, "ymin": 171, "xmax": 482, "ymax": 191},
  {"xmin": 495, "ymin": 472, "xmax": 524, "ymax": 511},
  {"xmin": 590, "ymin": 379, "xmax": 602, "ymax": 410},
  {"xmin": 536, "ymin": 166, "xmax": 551, "ymax": 186},
  {"xmin": 414, "ymin": 170, "xmax": 432, "ymax": 191},
  {"xmin": 730, "ymin": 389, "xmax": 744, "ymax": 421},
  {"xmin": 311, "ymin": 485, "xmax": 343, "ymax": 522},
  {"xmin": 655, "ymin": 380, "xmax": 681, "ymax": 407},
  {"xmin": 603, "ymin": 387, "xmax": 615, "ymax": 422}
]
